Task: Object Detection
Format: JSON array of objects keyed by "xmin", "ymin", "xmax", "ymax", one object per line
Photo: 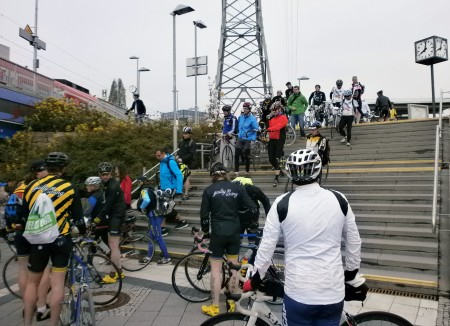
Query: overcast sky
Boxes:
[{"xmin": 1, "ymin": 0, "xmax": 449, "ymax": 116}]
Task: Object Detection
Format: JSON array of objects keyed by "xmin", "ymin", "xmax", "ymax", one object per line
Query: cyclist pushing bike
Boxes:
[
  {"xmin": 244, "ymin": 149, "xmax": 365, "ymax": 326},
  {"xmin": 200, "ymin": 162, "xmax": 257, "ymax": 316}
]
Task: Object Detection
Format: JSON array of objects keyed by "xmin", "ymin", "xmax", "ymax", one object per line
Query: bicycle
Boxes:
[
  {"xmin": 200, "ymin": 262, "xmax": 413, "ymax": 326},
  {"xmin": 221, "ymin": 134, "xmax": 236, "ymax": 171},
  {"xmin": 59, "ymin": 238, "xmax": 96, "ymax": 326},
  {"xmin": 284, "ymin": 123, "xmax": 296, "ymax": 146},
  {"xmin": 171, "ymin": 227, "xmax": 285, "ymax": 304},
  {"xmin": 90, "ymin": 215, "xmax": 155, "ymax": 272},
  {"xmin": 304, "ymin": 105, "xmax": 317, "ymax": 129},
  {"xmin": 249, "ymin": 130, "xmax": 269, "ymax": 171},
  {"xmin": 207, "ymin": 133, "xmax": 222, "ymax": 170}
]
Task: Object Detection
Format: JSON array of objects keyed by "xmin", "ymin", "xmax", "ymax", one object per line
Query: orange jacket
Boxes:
[{"xmin": 267, "ymin": 114, "xmax": 289, "ymax": 140}]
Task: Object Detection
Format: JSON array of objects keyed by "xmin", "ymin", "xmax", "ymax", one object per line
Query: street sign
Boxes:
[
  {"xmin": 186, "ymin": 56, "xmax": 208, "ymax": 67},
  {"xmin": 34, "ymin": 37, "xmax": 46, "ymax": 50},
  {"xmin": 19, "ymin": 28, "xmax": 34, "ymax": 44},
  {"xmin": 187, "ymin": 65, "xmax": 208, "ymax": 77},
  {"xmin": 25, "ymin": 25, "xmax": 33, "ymax": 34}
]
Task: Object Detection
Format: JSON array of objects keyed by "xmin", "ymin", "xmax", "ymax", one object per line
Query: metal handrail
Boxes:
[
  {"xmin": 432, "ymin": 90, "xmax": 450, "ymax": 233},
  {"xmin": 130, "ymin": 142, "xmax": 214, "ymax": 195}
]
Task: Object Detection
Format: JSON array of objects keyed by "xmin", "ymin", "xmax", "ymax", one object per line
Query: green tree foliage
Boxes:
[
  {"xmin": 0, "ymin": 98, "xmax": 221, "ymax": 186},
  {"xmin": 24, "ymin": 98, "xmax": 113, "ymax": 132},
  {"xmin": 117, "ymin": 78, "xmax": 127, "ymax": 109},
  {"xmin": 108, "ymin": 79, "xmax": 118, "ymax": 105}
]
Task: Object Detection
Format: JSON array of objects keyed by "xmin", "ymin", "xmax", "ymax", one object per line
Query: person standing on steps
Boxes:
[
  {"xmin": 287, "ymin": 86, "xmax": 308, "ymax": 138},
  {"xmin": 125, "ymin": 93, "xmax": 146, "ymax": 123},
  {"xmin": 339, "ymin": 90, "xmax": 359, "ymax": 147},
  {"xmin": 200, "ymin": 162, "xmax": 257, "ymax": 317},
  {"xmin": 267, "ymin": 101, "xmax": 289, "ymax": 187},
  {"xmin": 285, "ymin": 82, "xmax": 294, "ymax": 100},
  {"xmin": 235, "ymin": 102, "xmax": 259, "ymax": 177},
  {"xmin": 243, "ymin": 149, "xmax": 363, "ymax": 326},
  {"xmin": 96, "ymin": 161, "xmax": 126, "ymax": 284},
  {"xmin": 115, "ymin": 163, "xmax": 132, "ymax": 210},
  {"xmin": 137, "ymin": 177, "xmax": 171, "ymax": 265},
  {"xmin": 177, "ymin": 126, "xmax": 196, "ymax": 200},
  {"xmin": 374, "ymin": 90, "xmax": 392, "ymax": 122},
  {"xmin": 155, "ymin": 147, "xmax": 188, "ymax": 232},
  {"xmin": 351, "ymin": 76, "xmax": 365, "ymax": 118}
]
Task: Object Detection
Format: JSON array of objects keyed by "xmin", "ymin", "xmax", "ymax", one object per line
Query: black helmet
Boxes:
[
  {"xmin": 46, "ymin": 152, "xmax": 69, "ymax": 167},
  {"xmin": 222, "ymin": 105, "xmax": 231, "ymax": 112},
  {"xmin": 210, "ymin": 162, "xmax": 227, "ymax": 176},
  {"xmin": 336, "ymin": 79, "xmax": 343, "ymax": 87},
  {"xmin": 309, "ymin": 121, "xmax": 322, "ymax": 130},
  {"xmin": 30, "ymin": 160, "xmax": 47, "ymax": 173},
  {"xmin": 97, "ymin": 162, "xmax": 113, "ymax": 173}
]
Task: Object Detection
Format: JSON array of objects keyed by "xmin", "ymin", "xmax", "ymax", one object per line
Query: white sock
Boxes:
[{"xmin": 37, "ymin": 305, "xmax": 47, "ymax": 313}]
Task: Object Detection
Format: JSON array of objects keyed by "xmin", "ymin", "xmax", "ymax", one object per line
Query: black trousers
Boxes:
[
  {"xmin": 339, "ymin": 115, "xmax": 354, "ymax": 142},
  {"xmin": 268, "ymin": 139, "xmax": 284, "ymax": 170}
]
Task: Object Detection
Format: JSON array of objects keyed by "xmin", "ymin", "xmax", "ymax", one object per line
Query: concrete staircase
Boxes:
[{"xmin": 136, "ymin": 118, "xmax": 443, "ymax": 295}]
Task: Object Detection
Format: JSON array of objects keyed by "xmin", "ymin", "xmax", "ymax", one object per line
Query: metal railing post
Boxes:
[{"xmin": 432, "ymin": 124, "xmax": 440, "ymax": 233}]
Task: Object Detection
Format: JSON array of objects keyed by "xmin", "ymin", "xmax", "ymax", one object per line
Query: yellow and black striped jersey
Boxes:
[{"xmin": 21, "ymin": 175, "xmax": 84, "ymax": 236}]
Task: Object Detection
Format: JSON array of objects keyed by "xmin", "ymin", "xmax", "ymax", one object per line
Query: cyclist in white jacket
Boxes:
[
  {"xmin": 339, "ymin": 90, "xmax": 359, "ymax": 146},
  {"xmin": 244, "ymin": 149, "xmax": 362, "ymax": 326}
]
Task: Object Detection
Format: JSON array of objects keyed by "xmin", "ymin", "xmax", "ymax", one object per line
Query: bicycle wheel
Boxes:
[
  {"xmin": 200, "ymin": 312, "xmax": 270, "ymax": 326},
  {"xmin": 335, "ymin": 116, "xmax": 341, "ymax": 134},
  {"xmin": 285, "ymin": 124, "xmax": 296, "ymax": 146},
  {"xmin": 79, "ymin": 286, "xmax": 96, "ymax": 326},
  {"xmin": 84, "ymin": 253, "xmax": 122, "ymax": 305},
  {"xmin": 172, "ymin": 252, "xmax": 215, "ymax": 303},
  {"xmin": 120, "ymin": 233, "xmax": 154, "ymax": 272},
  {"xmin": 59, "ymin": 288, "xmax": 75, "ymax": 326},
  {"xmin": 341, "ymin": 311, "xmax": 413, "ymax": 326},
  {"xmin": 319, "ymin": 164, "xmax": 329, "ymax": 187},
  {"xmin": 222, "ymin": 145, "xmax": 234, "ymax": 171},
  {"xmin": 2, "ymin": 255, "xmax": 21, "ymax": 298}
]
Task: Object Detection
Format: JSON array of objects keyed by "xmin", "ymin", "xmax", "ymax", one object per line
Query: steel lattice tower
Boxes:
[{"xmin": 215, "ymin": 0, "xmax": 272, "ymax": 113}]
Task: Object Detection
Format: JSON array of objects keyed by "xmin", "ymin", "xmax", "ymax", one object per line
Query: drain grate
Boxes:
[
  {"xmin": 94, "ymin": 292, "xmax": 131, "ymax": 312},
  {"xmin": 369, "ymin": 288, "xmax": 437, "ymax": 301}
]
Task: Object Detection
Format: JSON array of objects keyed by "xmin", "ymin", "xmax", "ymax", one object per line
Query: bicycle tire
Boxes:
[
  {"xmin": 222, "ymin": 144, "xmax": 234, "ymax": 171},
  {"xmin": 79, "ymin": 286, "xmax": 96, "ymax": 326},
  {"xmin": 340, "ymin": 311, "xmax": 413, "ymax": 326},
  {"xmin": 83, "ymin": 253, "xmax": 122, "ymax": 305},
  {"xmin": 285, "ymin": 124, "xmax": 296, "ymax": 146},
  {"xmin": 172, "ymin": 251, "xmax": 219, "ymax": 303},
  {"xmin": 200, "ymin": 312, "xmax": 270, "ymax": 326},
  {"xmin": 119, "ymin": 233, "xmax": 154, "ymax": 272},
  {"xmin": 59, "ymin": 287, "xmax": 75, "ymax": 326},
  {"xmin": 319, "ymin": 164, "xmax": 329, "ymax": 187},
  {"xmin": 2, "ymin": 255, "xmax": 21, "ymax": 298}
]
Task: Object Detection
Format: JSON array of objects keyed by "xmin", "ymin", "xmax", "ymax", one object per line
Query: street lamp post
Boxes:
[
  {"xmin": 138, "ymin": 67, "xmax": 150, "ymax": 94},
  {"xmin": 297, "ymin": 75, "xmax": 310, "ymax": 90},
  {"xmin": 193, "ymin": 20, "xmax": 207, "ymax": 126},
  {"xmin": 129, "ymin": 56, "xmax": 139, "ymax": 92},
  {"xmin": 171, "ymin": 4, "xmax": 195, "ymax": 152}
]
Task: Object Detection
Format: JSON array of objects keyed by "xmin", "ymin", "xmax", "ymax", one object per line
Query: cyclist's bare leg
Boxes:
[
  {"xmin": 36, "ymin": 266, "xmax": 51, "ymax": 312},
  {"xmin": 23, "ymin": 271, "xmax": 43, "ymax": 326},
  {"xmin": 48, "ymin": 270, "xmax": 65, "ymax": 326},
  {"xmin": 108, "ymin": 234, "xmax": 122, "ymax": 270},
  {"xmin": 17, "ymin": 256, "xmax": 29, "ymax": 296},
  {"xmin": 183, "ymin": 176, "xmax": 191, "ymax": 197},
  {"xmin": 210, "ymin": 258, "xmax": 223, "ymax": 306}
]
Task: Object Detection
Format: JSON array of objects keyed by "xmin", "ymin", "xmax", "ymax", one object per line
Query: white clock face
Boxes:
[
  {"xmin": 416, "ymin": 38, "xmax": 434, "ymax": 61},
  {"xmin": 436, "ymin": 38, "xmax": 448, "ymax": 59}
]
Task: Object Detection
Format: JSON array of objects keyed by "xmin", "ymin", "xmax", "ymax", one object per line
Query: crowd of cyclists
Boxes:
[{"xmin": 0, "ymin": 76, "xmax": 376, "ymax": 326}]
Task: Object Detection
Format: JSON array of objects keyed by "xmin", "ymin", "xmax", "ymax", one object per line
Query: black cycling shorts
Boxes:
[
  {"xmin": 109, "ymin": 217, "xmax": 124, "ymax": 237},
  {"xmin": 210, "ymin": 234, "xmax": 240, "ymax": 259},
  {"xmin": 28, "ymin": 235, "xmax": 73, "ymax": 273},
  {"xmin": 14, "ymin": 231, "xmax": 31, "ymax": 257},
  {"xmin": 381, "ymin": 108, "xmax": 389, "ymax": 118}
]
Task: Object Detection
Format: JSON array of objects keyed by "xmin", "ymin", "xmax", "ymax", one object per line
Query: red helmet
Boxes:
[{"xmin": 242, "ymin": 102, "xmax": 252, "ymax": 108}]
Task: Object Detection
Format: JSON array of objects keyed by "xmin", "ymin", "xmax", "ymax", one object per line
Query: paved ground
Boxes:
[{"xmin": 0, "ymin": 242, "xmax": 444, "ymax": 325}]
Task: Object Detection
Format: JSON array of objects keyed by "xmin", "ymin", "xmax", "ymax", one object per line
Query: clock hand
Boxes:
[{"xmin": 419, "ymin": 46, "xmax": 427, "ymax": 55}]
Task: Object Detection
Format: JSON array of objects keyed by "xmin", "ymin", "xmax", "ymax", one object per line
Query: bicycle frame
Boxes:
[
  {"xmin": 63, "ymin": 239, "xmax": 95, "ymax": 325},
  {"xmin": 234, "ymin": 291, "xmax": 282, "ymax": 326}
]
